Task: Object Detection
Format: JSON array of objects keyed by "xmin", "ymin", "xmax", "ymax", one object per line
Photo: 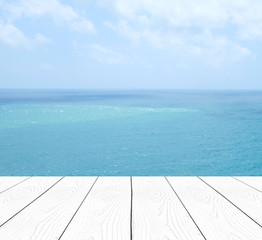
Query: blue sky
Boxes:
[{"xmin": 0, "ymin": 0, "xmax": 262, "ymax": 89}]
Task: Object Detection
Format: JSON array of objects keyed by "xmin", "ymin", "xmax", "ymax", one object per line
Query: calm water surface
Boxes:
[{"xmin": 0, "ymin": 89, "xmax": 262, "ymax": 175}]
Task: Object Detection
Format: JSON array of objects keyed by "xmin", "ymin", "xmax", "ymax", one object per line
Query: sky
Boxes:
[{"xmin": 0, "ymin": 0, "xmax": 262, "ymax": 89}]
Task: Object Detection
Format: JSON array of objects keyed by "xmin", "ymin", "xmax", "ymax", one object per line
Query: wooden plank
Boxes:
[
  {"xmin": 0, "ymin": 177, "xmax": 61, "ymax": 226},
  {"xmin": 167, "ymin": 177, "xmax": 262, "ymax": 240},
  {"xmin": 0, "ymin": 177, "xmax": 30, "ymax": 193},
  {"xmin": 132, "ymin": 177, "xmax": 204, "ymax": 240},
  {"xmin": 60, "ymin": 177, "xmax": 131, "ymax": 240},
  {"xmin": 0, "ymin": 177, "xmax": 97, "ymax": 240},
  {"xmin": 200, "ymin": 177, "xmax": 262, "ymax": 225},
  {"xmin": 234, "ymin": 177, "xmax": 262, "ymax": 192}
]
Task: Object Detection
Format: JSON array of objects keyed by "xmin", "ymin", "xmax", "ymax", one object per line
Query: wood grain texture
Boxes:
[
  {"xmin": 167, "ymin": 177, "xmax": 262, "ymax": 240},
  {"xmin": 60, "ymin": 177, "xmax": 131, "ymax": 240},
  {"xmin": 234, "ymin": 177, "xmax": 262, "ymax": 192},
  {"xmin": 0, "ymin": 177, "xmax": 61, "ymax": 227},
  {"xmin": 132, "ymin": 177, "xmax": 204, "ymax": 240},
  {"xmin": 0, "ymin": 177, "xmax": 97, "ymax": 240},
  {"xmin": 0, "ymin": 177, "xmax": 29, "ymax": 193},
  {"xmin": 201, "ymin": 176, "xmax": 262, "ymax": 225}
]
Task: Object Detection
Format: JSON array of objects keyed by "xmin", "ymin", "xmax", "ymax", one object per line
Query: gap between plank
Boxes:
[
  {"xmin": 198, "ymin": 177, "xmax": 262, "ymax": 228},
  {"xmin": 0, "ymin": 177, "xmax": 64, "ymax": 228},
  {"xmin": 165, "ymin": 177, "xmax": 207, "ymax": 240},
  {"xmin": 58, "ymin": 176, "xmax": 99, "ymax": 240},
  {"xmin": 231, "ymin": 177, "xmax": 262, "ymax": 194},
  {"xmin": 0, "ymin": 177, "xmax": 31, "ymax": 195},
  {"xmin": 130, "ymin": 176, "xmax": 133, "ymax": 240}
]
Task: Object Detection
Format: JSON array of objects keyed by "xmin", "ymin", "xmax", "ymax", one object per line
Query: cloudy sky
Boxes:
[{"xmin": 0, "ymin": 0, "xmax": 262, "ymax": 89}]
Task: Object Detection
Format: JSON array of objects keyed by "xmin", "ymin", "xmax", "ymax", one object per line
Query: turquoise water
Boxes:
[{"xmin": 1, "ymin": 89, "xmax": 262, "ymax": 176}]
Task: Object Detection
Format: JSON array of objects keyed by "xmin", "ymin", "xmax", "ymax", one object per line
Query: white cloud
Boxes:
[
  {"xmin": 0, "ymin": 22, "xmax": 30, "ymax": 47},
  {"xmin": 88, "ymin": 44, "xmax": 124, "ymax": 64},
  {"xmin": 101, "ymin": 0, "xmax": 260, "ymax": 64},
  {"xmin": 186, "ymin": 30, "xmax": 251, "ymax": 66},
  {"xmin": 0, "ymin": 0, "xmax": 95, "ymax": 48},
  {"xmin": 105, "ymin": 20, "xmax": 174, "ymax": 48},
  {"xmin": 5, "ymin": 0, "xmax": 96, "ymax": 33},
  {"xmin": 105, "ymin": 20, "xmax": 251, "ymax": 66},
  {"xmin": 100, "ymin": 0, "xmax": 262, "ymax": 37},
  {"xmin": 72, "ymin": 41, "xmax": 124, "ymax": 64},
  {"xmin": 0, "ymin": 21, "xmax": 53, "ymax": 48},
  {"xmin": 34, "ymin": 33, "xmax": 53, "ymax": 45}
]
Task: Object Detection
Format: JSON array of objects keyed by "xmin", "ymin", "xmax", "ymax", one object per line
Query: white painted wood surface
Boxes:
[
  {"xmin": 0, "ymin": 176, "xmax": 261, "ymax": 240},
  {"xmin": 234, "ymin": 177, "xmax": 262, "ymax": 192},
  {"xmin": 60, "ymin": 177, "xmax": 131, "ymax": 240},
  {"xmin": 132, "ymin": 177, "xmax": 204, "ymax": 240},
  {"xmin": 201, "ymin": 177, "xmax": 262, "ymax": 226},
  {"xmin": 167, "ymin": 177, "xmax": 262, "ymax": 240},
  {"xmin": 0, "ymin": 177, "xmax": 97, "ymax": 240},
  {"xmin": 0, "ymin": 177, "xmax": 29, "ymax": 193},
  {"xmin": 0, "ymin": 177, "xmax": 61, "ymax": 227}
]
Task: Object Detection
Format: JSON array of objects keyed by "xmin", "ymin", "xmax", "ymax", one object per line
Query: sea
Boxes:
[{"xmin": 0, "ymin": 89, "xmax": 262, "ymax": 176}]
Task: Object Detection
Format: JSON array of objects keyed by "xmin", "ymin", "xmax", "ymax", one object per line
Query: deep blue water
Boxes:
[{"xmin": 0, "ymin": 89, "xmax": 262, "ymax": 176}]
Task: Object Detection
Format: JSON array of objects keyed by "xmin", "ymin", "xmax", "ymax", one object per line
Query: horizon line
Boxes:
[{"xmin": 1, "ymin": 88, "xmax": 262, "ymax": 92}]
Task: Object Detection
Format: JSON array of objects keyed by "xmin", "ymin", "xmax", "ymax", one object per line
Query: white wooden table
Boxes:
[{"xmin": 0, "ymin": 177, "xmax": 261, "ymax": 239}]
